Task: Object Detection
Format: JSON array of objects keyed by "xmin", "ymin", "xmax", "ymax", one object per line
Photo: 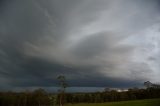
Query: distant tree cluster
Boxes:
[
  {"xmin": 0, "ymin": 75, "xmax": 68, "ymax": 106},
  {"xmin": 0, "ymin": 81, "xmax": 160, "ymax": 106},
  {"xmin": 0, "ymin": 87, "xmax": 160, "ymax": 106},
  {"xmin": 144, "ymin": 81, "xmax": 160, "ymax": 89},
  {"xmin": 64, "ymin": 87, "xmax": 160, "ymax": 103},
  {"xmin": 0, "ymin": 89, "xmax": 51, "ymax": 106}
]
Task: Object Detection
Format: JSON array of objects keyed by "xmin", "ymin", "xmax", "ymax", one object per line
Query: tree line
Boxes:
[
  {"xmin": 65, "ymin": 87, "xmax": 160, "ymax": 103},
  {"xmin": 0, "ymin": 85, "xmax": 160, "ymax": 106}
]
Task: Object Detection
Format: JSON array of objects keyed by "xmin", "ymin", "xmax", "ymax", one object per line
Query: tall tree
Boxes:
[
  {"xmin": 144, "ymin": 81, "xmax": 152, "ymax": 88},
  {"xmin": 57, "ymin": 75, "xmax": 68, "ymax": 106}
]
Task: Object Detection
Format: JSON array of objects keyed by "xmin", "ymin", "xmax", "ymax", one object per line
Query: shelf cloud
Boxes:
[{"xmin": 0, "ymin": 0, "xmax": 160, "ymax": 90}]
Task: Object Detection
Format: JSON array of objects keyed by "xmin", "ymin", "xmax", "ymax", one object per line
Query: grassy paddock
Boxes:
[{"xmin": 66, "ymin": 98, "xmax": 160, "ymax": 106}]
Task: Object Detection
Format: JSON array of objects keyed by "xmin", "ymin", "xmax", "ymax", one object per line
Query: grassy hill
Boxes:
[{"xmin": 66, "ymin": 98, "xmax": 160, "ymax": 106}]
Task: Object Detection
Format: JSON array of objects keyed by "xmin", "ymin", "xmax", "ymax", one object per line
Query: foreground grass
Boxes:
[{"xmin": 66, "ymin": 98, "xmax": 160, "ymax": 106}]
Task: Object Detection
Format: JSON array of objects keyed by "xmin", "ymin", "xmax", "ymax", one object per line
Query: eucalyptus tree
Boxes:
[{"xmin": 57, "ymin": 75, "xmax": 68, "ymax": 106}]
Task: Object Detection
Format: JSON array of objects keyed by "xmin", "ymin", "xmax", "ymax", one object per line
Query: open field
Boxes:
[{"xmin": 66, "ymin": 98, "xmax": 160, "ymax": 106}]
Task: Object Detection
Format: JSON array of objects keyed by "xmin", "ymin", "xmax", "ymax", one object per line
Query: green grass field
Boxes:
[{"xmin": 66, "ymin": 98, "xmax": 160, "ymax": 106}]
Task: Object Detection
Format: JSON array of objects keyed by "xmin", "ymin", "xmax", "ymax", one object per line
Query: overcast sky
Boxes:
[{"xmin": 0, "ymin": 0, "xmax": 160, "ymax": 91}]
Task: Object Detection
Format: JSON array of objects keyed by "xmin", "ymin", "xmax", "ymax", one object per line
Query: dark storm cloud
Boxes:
[
  {"xmin": 71, "ymin": 32, "xmax": 109, "ymax": 58},
  {"xmin": 0, "ymin": 0, "xmax": 160, "ymax": 90}
]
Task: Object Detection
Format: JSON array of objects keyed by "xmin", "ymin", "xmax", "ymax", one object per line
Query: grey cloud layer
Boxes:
[{"xmin": 0, "ymin": 0, "xmax": 160, "ymax": 89}]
